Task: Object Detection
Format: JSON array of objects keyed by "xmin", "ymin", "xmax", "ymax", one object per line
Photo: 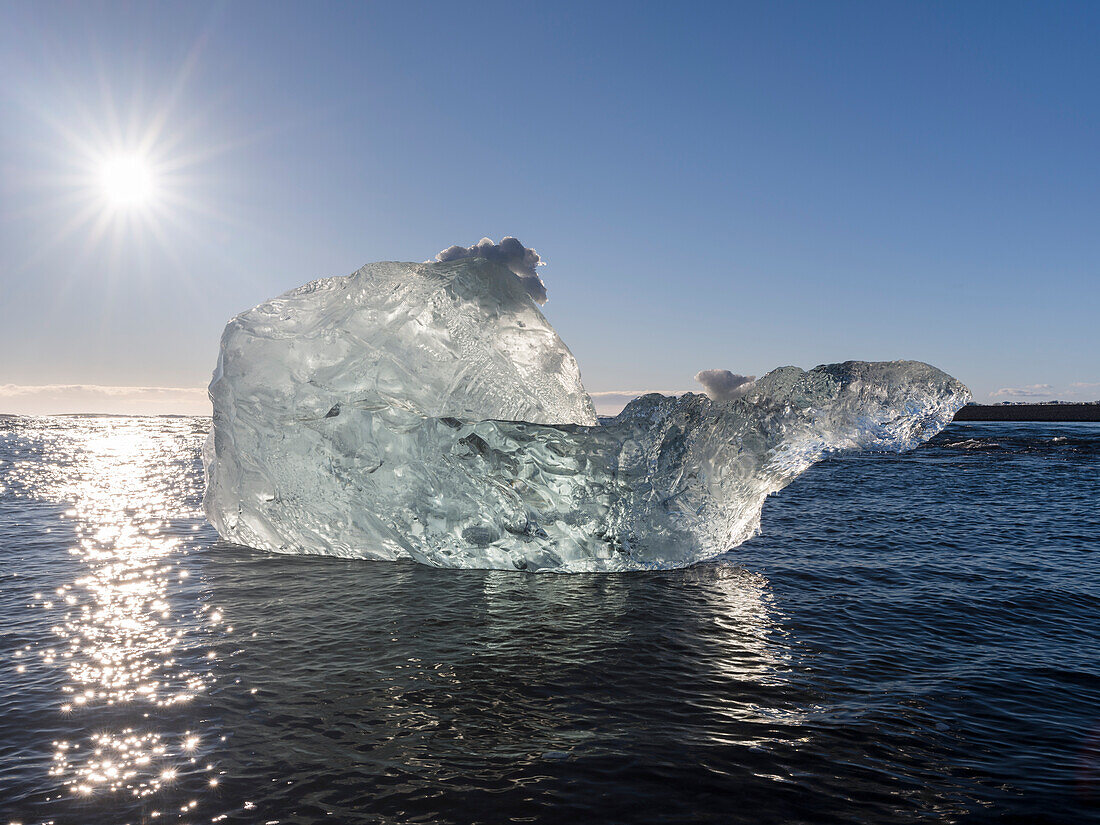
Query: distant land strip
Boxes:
[{"xmin": 954, "ymin": 404, "xmax": 1100, "ymax": 422}]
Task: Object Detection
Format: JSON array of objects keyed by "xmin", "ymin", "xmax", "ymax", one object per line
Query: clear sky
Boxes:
[{"xmin": 1, "ymin": 1, "xmax": 1098, "ymax": 415}]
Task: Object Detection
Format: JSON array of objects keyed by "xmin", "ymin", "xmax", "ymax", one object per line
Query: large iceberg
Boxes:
[{"xmin": 203, "ymin": 257, "xmax": 970, "ymax": 571}]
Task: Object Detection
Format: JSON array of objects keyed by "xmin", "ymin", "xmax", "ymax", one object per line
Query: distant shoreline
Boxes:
[{"xmin": 953, "ymin": 404, "xmax": 1100, "ymax": 422}]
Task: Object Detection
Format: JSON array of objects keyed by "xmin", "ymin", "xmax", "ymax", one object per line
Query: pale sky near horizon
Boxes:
[{"xmin": 1, "ymin": 1, "xmax": 1098, "ymax": 416}]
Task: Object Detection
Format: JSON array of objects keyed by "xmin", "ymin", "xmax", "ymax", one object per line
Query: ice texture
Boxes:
[
  {"xmin": 203, "ymin": 259, "xmax": 970, "ymax": 572},
  {"xmin": 210, "ymin": 258, "xmax": 596, "ymax": 428}
]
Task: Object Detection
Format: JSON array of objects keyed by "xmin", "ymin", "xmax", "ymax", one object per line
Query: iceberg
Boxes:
[{"xmin": 203, "ymin": 257, "xmax": 970, "ymax": 571}]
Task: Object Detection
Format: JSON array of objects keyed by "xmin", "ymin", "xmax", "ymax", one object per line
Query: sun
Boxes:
[{"xmin": 99, "ymin": 154, "xmax": 156, "ymax": 208}]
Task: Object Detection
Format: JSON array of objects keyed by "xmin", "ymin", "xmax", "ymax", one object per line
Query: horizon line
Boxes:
[{"xmin": 2, "ymin": 383, "xmax": 1096, "ymax": 418}]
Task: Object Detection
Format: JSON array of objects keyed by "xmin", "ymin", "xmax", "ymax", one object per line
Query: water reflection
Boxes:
[
  {"xmin": 187, "ymin": 547, "xmax": 808, "ymax": 822},
  {"xmin": 3, "ymin": 416, "xmax": 812, "ymax": 825},
  {"xmin": 4, "ymin": 417, "xmax": 807, "ymax": 823},
  {"xmin": 2, "ymin": 417, "xmax": 220, "ymax": 816},
  {"xmin": 3, "ymin": 416, "xmax": 1095, "ymax": 822}
]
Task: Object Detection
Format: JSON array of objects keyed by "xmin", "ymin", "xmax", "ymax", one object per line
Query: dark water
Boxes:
[{"xmin": 0, "ymin": 417, "xmax": 1097, "ymax": 824}]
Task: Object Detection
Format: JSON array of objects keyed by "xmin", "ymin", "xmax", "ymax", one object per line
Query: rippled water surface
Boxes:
[{"xmin": 0, "ymin": 416, "xmax": 1097, "ymax": 824}]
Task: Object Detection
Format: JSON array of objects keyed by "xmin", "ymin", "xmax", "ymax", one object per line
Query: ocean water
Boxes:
[{"xmin": 0, "ymin": 416, "xmax": 1097, "ymax": 825}]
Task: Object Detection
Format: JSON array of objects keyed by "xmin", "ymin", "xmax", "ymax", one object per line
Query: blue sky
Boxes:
[{"xmin": 1, "ymin": 1, "xmax": 1098, "ymax": 414}]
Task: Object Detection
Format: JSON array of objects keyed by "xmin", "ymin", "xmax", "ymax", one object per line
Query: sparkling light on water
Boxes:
[{"xmin": 1, "ymin": 418, "xmax": 227, "ymax": 817}]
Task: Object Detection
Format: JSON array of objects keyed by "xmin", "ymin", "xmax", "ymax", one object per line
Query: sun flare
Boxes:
[{"xmin": 99, "ymin": 155, "xmax": 156, "ymax": 208}]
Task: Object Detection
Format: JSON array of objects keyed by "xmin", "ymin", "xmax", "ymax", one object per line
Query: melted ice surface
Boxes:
[{"xmin": 204, "ymin": 260, "xmax": 970, "ymax": 571}]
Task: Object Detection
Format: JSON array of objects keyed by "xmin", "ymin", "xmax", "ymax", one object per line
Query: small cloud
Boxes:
[
  {"xmin": 693, "ymin": 369, "xmax": 756, "ymax": 402},
  {"xmin": 435, "ymin": 236, "xmax": 547, "ymax": 304},
  {"xmin": 989, "ymin": 384, "xmax": 1054, "ymax": 399}
]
